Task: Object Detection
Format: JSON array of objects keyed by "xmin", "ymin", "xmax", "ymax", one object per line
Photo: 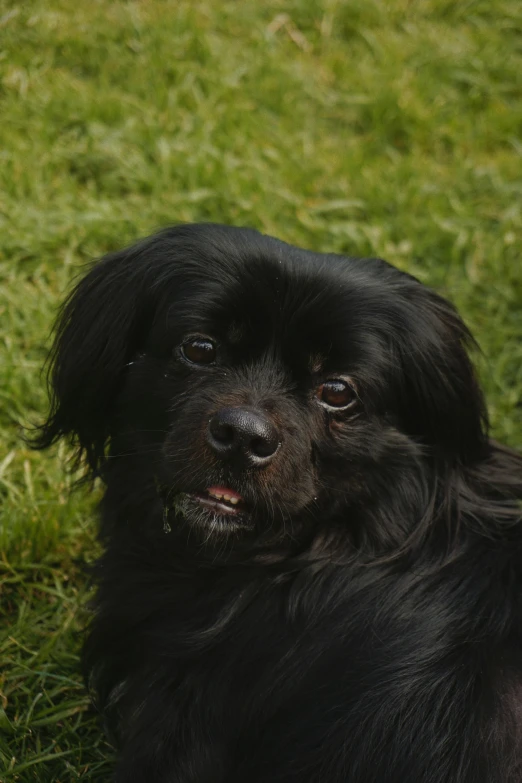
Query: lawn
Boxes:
[{"xmin": 0, "ymin": 0, "xmax": 521, "ymax": 779}]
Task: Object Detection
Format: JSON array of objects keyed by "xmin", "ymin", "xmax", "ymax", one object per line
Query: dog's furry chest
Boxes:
[{"xmin": 87, "ymin": 547, "xmax": 522, "ymax": 783}]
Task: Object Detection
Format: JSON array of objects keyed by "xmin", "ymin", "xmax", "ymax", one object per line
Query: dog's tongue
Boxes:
[{"xmin": 207, "ymin": 485, "xmax": 243, "ymax": 502}]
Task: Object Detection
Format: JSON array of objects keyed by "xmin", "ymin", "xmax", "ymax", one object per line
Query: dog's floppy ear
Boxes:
[
  {"xmin": 31, "ymin": 238, "xmax": 157, "ymax": 472},
  {"xmin": 397, "ymin": 283, "xmax": 489, "ymax": 462}
]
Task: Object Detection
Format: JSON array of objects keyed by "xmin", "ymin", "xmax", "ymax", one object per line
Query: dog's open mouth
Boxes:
[{"xmin": 188, "ymin": 486, "xmax": 245, "ymax": 516}]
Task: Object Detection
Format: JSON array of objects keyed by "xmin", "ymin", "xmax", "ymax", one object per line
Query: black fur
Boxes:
[{"xmin": 34, "ymin": 224, "xmax": 522, "ymax": 782}]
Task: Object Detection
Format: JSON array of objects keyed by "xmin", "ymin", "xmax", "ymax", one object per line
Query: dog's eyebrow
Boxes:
[
  {"xmin": 308, "ymin": 353, "xmax": 325, "ymax": 374},
  {"xmin": 227, "ymin": 322, "xmax": 245, "ymax": 344}
]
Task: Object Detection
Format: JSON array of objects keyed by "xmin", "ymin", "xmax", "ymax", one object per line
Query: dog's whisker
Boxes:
[
  {"xmin": 117, "ymin": 429, "xmax": 170, "ymax": 436},
  {"xmin": 106, "ymin": 449, "xmax": 163, "ymax": 459}
]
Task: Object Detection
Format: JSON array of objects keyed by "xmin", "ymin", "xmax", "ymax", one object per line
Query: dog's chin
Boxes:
[{"xmin": 172, "ymin": 489, "xmax": 253, "ymax": 536}]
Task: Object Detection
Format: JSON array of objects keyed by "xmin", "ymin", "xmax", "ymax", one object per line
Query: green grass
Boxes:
[{"xmin": 1, "ymin": 0, "xmax": 521, "ymax": 778}]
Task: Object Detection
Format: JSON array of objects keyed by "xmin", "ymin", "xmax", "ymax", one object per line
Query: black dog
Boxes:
[{"xmin": 35, "ymin": 224, "xmax": 522, "ymax": 782}]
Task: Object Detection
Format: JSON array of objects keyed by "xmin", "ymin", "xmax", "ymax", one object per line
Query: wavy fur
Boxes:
[{"xmin": 34, "ymin": 224, "xmax": 522, "ymax": 782}]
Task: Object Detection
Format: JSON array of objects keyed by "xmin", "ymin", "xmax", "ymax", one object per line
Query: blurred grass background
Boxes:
[{"xmin": 0, "ymin": 0, "xmax": 521, "ymax": 779}]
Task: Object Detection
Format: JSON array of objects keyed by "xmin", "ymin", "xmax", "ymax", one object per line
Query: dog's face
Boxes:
[{"xmin": 39, "ymin": 224, "xmax": 488, "ymax": 550}]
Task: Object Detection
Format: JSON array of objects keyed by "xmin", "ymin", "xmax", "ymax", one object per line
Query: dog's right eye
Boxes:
[
  {"xmin": 316, "ymin": 378, "xmax": 357, "ymax": 411},
  {"xmin": 181, "ymin": 337, "xmax": 216, "ymax": 365}
]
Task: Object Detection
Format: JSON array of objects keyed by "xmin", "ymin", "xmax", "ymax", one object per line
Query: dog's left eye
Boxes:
[
  {"xmin": 181, "ymin": 337, "xmax": 216, "ymax": 365},
  {"xmin": 316, "ymin": 379, "xmax": 357, "ymax": 410}
]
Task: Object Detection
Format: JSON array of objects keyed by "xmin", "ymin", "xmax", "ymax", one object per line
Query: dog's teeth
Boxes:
[{"xmin": 206, "ymin": 488, "xmax": 241, "ymax": 505}]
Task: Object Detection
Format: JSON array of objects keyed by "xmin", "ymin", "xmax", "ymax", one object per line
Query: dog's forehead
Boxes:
[{"xmin": 175, "ymin": 253, "xmax": 377, "ymax": 362}]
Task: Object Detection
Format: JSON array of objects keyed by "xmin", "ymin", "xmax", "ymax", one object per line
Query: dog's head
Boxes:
[{"xmin": 36, "ymin": 224, "xmax": 489, "ymax": 551}]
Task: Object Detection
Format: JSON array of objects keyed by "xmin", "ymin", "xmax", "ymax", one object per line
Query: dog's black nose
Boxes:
[{"xmin": 207, "ymin": 407, "xmax": 280, "ymax": 466}]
